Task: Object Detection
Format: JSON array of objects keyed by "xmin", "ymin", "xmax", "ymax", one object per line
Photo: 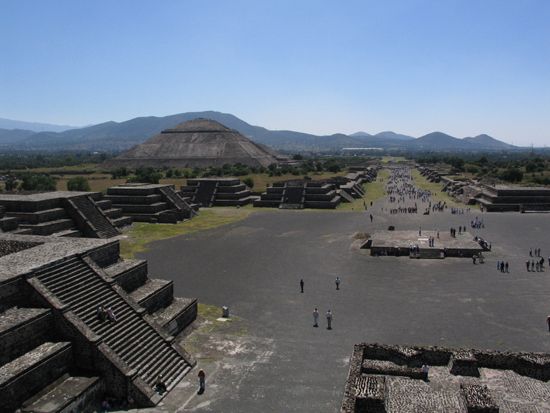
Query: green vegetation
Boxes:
[
  {"xmin": 411, "ymin": 169, "xmax": 462, "ymax": 207},
  {"xmin": 127, "ymin": 167, "xmax": 163, "ymax": 184},
  {"xmin": 67, "ymin": 176, "xmax": 91, "ymax": 191},
  {"xmin": 19, "ymin": 173, "xmax": 57, "ymax": 191},
  {"xmin": 416, "ymin": 153, "xmax": 550, "ymax": 186},
  {"xmin": 363, "ymin": 168, "xmax": 389, "ymax": 205},
  {"xmin": 120, "ymin": 208, "xmax": 254, "ymax": 258}
]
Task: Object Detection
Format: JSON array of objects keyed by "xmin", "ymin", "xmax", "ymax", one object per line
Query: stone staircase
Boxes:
[
  {"xmin": 193, "ymin": 181, "xmax": 219, "ymax": 207},
  {"xmin": 32, "ymin": 256, "xmax": 193, "ymax": 399},
  {"xmin": 159, "ymin": 186, "xmax": 196, "ymax": 217},
  {"xmin": 94, "ymin": 199, "xmax": 133, "ymax": 229},
  {"xmin": 104, "ymin": 259, "xmax": 198, "ymax": 338},
  {"xmin": 69, "ymin": 196, "xmax": 120, "ymax": 238}
]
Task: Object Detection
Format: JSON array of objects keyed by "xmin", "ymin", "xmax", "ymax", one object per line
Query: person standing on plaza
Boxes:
[
  {"xmin": 300, "ymin": 279, "xmax": 304, "ymax": 293},
  {"xmin": 335, "ymin": 276, "xmax": 341, "ymax": 290},
  {"xmin": 547, "ymin": 315, "xmax": 550, "ymax": 332},
  {"xmin": 326, "ymin": 309, "xmax": 333, "ymax": 330},
  {"xmin": 313, "ymin": 308, "xmax": 319, "ymax": 327},
  {"xmin": 197, "ymin": 369, "xmax": 206, "ymax": 394}
]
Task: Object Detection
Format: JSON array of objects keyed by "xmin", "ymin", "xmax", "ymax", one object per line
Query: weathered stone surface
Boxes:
[{"xmin": 111, "ymin": 118, "xmax": 281, "ymax": 168}]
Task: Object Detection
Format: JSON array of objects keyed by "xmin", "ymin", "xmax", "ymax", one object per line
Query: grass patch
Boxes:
[
  {"xmin": 411, "ymin": 169, "xmax": 463, "ymax": 207},
  {"xmin": 119, "ymin": 208, "xmax": 254, "ymax": 258},
  {"xmin": 363, "ymin": 168, "xmax": 389, "ymax": 205}
]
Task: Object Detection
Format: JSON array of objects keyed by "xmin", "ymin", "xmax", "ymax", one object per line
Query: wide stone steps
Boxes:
[
  {"xmin": 21, "ymin": 374, "xmax": 102, "ymax": 413},
  {"xmin": 33, "ymin": 257, "xmax": 191, "ymax": 389},
  {"xmin": 0, "ymin": 341, "xmax": 73, "ymax": 412},
  {"xmin": 0, "ymin": 307, "xmax": 53, "ymax": 365},
  {"xmin": 19, "ymin": 218, "xmax": 75, "ymax": 236},
  {"xmin": 102, "ymin": 208, "xmax": 123, "ymax": 219},
  {"xmin": 159, "ymin": 186, "xmax": 193, "ymax": 214},
  {"xmin": 71, "ymin": 196, "xmax": 119, "ymax": 238}
]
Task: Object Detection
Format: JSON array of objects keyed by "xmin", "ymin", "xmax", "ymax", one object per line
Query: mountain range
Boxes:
[{"xmin": 0, "ymin": 111, "xmax": 517, "ymax": 153}]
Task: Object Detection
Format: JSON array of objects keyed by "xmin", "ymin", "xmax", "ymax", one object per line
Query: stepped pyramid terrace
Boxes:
[
  {"xmin": 254, "ymin": 179, "xmax": 342, "ymax": 209},
  {"xmin": 0, "ymin": 233, "xmax": 197, "ymax": 411},
  {"xmin": 0, "ymin": 191, "xmax": 131, "ymax": 238},
  {"xmin": 419, "ymin": 166, "xmax": 550, "ymax": 212},
  {"xmin": 180, "ymin": 178, "xmax": 257, "ymax": 207},
  {"xmin": 104, "ymin": 183, "xmax": 197, "ymax": 223},
  {"xmin": 109, "ymin": 118, "xmax": 283, "ymax": 168}
]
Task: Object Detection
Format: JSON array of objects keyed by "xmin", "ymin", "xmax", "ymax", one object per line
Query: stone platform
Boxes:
[
  {"xmin": 0, "ymin": 191, "xmax": 128, "ymax": 238},
  {"xmin": 342, "ymin": 343, "xmax": 550, "ymax": 413},
  {"xmin": 361, "ymin": 230, "xmax": 484, "ymax": 258},
  {"xmin": 0, "ymin": 233, "xmax": 197, "ymax": 411}
]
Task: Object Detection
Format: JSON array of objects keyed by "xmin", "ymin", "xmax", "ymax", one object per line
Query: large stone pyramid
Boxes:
[{"xmin": 111, "ymin": 118, "xmax": 281, "ymax": 168}]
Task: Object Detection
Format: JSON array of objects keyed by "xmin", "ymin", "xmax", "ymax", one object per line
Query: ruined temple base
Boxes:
[{"xmin": 361, "ymin": 230, "xmax": 483, "ymax": 258}]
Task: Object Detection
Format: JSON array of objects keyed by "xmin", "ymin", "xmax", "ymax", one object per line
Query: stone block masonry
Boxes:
[
  {"xmin": 341, "ymin": 343, "xmax": 550, "ymax": 413},
  {"xmin": 104, "ymin": 183, "xmax": 197, "ymax": 223},
  {"xmin": 0, "ymin": 233, "xmax": 197, "ymax": 411}
]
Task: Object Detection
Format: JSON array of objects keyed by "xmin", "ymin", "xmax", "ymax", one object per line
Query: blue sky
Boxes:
[{"xmin": 1, "ymin": 0, "xmax": 549, "ymax": 145}]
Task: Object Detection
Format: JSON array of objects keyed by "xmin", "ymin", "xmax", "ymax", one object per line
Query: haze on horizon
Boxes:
[{"xmin": 1, "ymin": 0, "xmax": 549, "ymax": 146}]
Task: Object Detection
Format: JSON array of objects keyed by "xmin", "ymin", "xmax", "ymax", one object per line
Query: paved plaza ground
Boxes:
[{"xmin": 136, "ymin": 200, "xmax": 550, "ymax": 412}]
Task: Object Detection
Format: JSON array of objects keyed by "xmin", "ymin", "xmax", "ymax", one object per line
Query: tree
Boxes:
[
  {"xmin": 111, "ymin": 167, "xmax": 129, "ymax": 179},
  {"xmin": 4, "ymin": 176, "xmax": 17, "ymax": 192},
  {"xmin": 67, "ymin": 176, "xmax": 91, "ymax": 191},
  {"xmin": 128, "ymin": 167, "xmax": 163, "ymax": 184},
  {"xmin": 242, "ymin": 177, "xmax": 254, "ymax": 189},
  {"xmin": 19, "ymin": 174, "xmax": 57, "ymax": 191},
  {"xmin": 499, "ymin": 168, "xmax": 523, "ymax": 183}
]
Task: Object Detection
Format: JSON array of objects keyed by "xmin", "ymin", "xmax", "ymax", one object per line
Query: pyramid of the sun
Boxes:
[{"xmin": 111, "ymin": 118, "xmax": 281, "ymax": 168}]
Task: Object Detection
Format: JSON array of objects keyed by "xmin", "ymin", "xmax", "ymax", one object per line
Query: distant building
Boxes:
[{"xmin": 109, "ymin": 118, "xmax": 283, "ymax": 169}]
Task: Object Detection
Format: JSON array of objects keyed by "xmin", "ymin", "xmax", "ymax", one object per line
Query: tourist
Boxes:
[
  {"xmin": 154, "ymin": 374, "xmax": 167, "ymax": 394},
  {"xmin": 106, "ymin": 307, "xmax": 117, "ymax": 322},
  {"xmin": 198, "ymin": 369, "xmax": 206, "ymax": 394},
  {"xmin": 335, "ymin": 277, "xmax": 341, "ymax": 290},
  {"xmin": 500, "ymin": 262, "xmax": 504, "ymax": 273},
  {"xmin": 326, "ymin": 309, "xmax": 333, "ymax": 330},
  {"xmin": 421, "ymin": 364, "xmax": 429, "ymax": 379},
  {"xmin": 505, "ymin": 262, "xmax": 509, "ymax": 273},
  {"xmin": 97, "ymin": 305, "xmax": 107, "ymax": 322},
  {"xmin": 313, "ymin": 308, "xmax": 319, "ymax": 327},
  {"xmin": 370, "ymin": 214, "xmax": 373, "ymax": 222},
  {"xmin": 300, "ymin": 279, "xmax": 304, "ymax": 293},
  {"xmin": 497, "ymin": 261, "xmax": 500, "ymax": 271},
  {"xmin": 101, "ymin": 399, "xmax": 111, "ymax": 412},
  {"xmin": 547, "ymin": 315, "xmax": 550, "ymax": 332},
  {"xmin": 527, "ymin": 260, "xmax": 530, "ymax": 271}
]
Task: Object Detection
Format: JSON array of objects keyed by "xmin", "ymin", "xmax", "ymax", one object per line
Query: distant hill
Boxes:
[
  {"xmin": 0, "ymin": 117, "xmax": 77, "ymax": 133},
  {"xmin": 462, "ymin": 134, "xmax": 515, "ymax": 150},
  {"xmin": 0, "ymin": 111, "xmax": 517, "ymax": 153},
  {"xmin": 349, "ymin": 131, "xmax": 371, "ymax": 137},
  {"xmin": 0, "ymin": 128, "xmax": 35, "ymax": 145},
  {"xmin": 408, "ymin": 132, "xmax": 472, "ymax": 150}
]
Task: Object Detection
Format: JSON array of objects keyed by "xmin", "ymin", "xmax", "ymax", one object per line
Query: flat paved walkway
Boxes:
[{"xmin": 139, "ymin": 202, "xmax": 550, "ymax": 412}]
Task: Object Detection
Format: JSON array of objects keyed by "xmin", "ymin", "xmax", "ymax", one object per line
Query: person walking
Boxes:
[
  {"xmin": 547, "ymin": 315, "xmax": 550, "ymax": 332},
  {"xmin": 313, "ymin": 308, "xmax": 319, "ymax": 327},
  {"xmin": 197, "ymin": 369, "xmax": 206, "ymax": 394},
  {"xmin": 300, "ymin": 279, "xmax": 304, "ymax": 293},
  {"xmin": 326, "ymin": 309, "xmax": 333, "ymax": 330},
  {"xmin": 335, "ymin": 277, "xmax": 341, "ymax": 290}
]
